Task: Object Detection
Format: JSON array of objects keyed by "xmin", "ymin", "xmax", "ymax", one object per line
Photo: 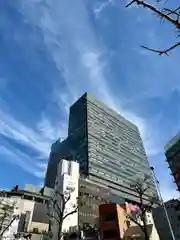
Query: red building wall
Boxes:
[{"xmin": 99, "ymin": 204, "xmax": 128, "ymax": 240}]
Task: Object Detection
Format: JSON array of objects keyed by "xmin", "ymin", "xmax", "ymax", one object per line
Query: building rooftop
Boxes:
[
  {"xmin": 165, "ymin": 132, "xmax": 180, "ymax": 152},
  {"xmin": 71, "ymin": 92, "xmax": 138, "ymax": 131},
  {"xmin": 1, "ymin": 184, "xmax": 52, "ymax": 200}
]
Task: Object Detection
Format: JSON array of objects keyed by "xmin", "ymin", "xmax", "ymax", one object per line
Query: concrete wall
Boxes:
[
  {"xmin": 19, "ymin": 199, "xmax": 35, "ymax": 231},
  {"xmin": 99, "ymin": 203, "xmax": 159, "ymax": 240},
  {"xmin": 1, "ymin": 194, "xmax": 50, "ymax": 238},
  {"xmin": 29, "ymin": 222, "xmax": 49, "ymax": 233}
]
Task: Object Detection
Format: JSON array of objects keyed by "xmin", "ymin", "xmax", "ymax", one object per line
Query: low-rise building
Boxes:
[
  {"xmin": 99, "ymin": 203, "xmax": 159, "ymax": 240},
  {"xmin": 153, "ymin": 198, "xmax": 180, "ymax": 240},
  {"xmin": 0, "ymin": 185, "xmax": 51, "ymax": 239}
]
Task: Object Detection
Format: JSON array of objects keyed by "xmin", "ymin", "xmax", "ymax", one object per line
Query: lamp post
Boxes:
[{"xmin": 150, "ymin": 166, "xmax": 176, "ymax": 240}]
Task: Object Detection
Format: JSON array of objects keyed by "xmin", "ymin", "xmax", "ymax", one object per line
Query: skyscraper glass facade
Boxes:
[{"xmin": 45, "ymin": 93, "xmax": 157, "ymax": 202}]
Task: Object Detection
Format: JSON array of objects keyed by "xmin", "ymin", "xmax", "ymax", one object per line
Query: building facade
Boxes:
[
  {"xmin": 52, "ymin": 159, "xmax": 79, "ymax": 235},
  {"xmin": 0, "ymin": 185, "xmax": 50, "ymax": 239},
  {"xmin": 153, "ymin": 199, "xmax": 180, "ymax": 240},
  {"xmin": 45, "ymin": 93, "xmax": 157, "ymax": 203},
  {"xmin": 99, "ymin": 203, "xmax": 159, "ymax": 240},
  {"xmin": 165, "ymin": 133, "xmax": 180, "ymax": 191},
  {"xmin": 78, "ymin": 177, "xmax": 125, "ymax": 229}
]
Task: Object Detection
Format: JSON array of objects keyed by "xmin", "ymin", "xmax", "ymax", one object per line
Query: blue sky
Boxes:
[{"xmin": 0, "ymin": 0, "xmax": 180, "ymax": 200}]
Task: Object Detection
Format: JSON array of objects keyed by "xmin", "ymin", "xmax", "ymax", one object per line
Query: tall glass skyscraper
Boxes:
[{"xmin": 45, "ymin": 93, "xmax": 157, "ymax": 202}]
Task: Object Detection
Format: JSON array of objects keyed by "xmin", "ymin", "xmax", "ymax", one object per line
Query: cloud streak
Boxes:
[
  {"xmin": 93, "ymin": 0, "xmax": 114, "ymax": 18},
  {"xmin": 16, "ymin": 0, "xmax": 156, "ymax": 149},
  {"xmin": 0, "ymin": 0, "xmax": 178, "ymax": 201},
  {"xmin": 0, "ymin": 108, "xmax": 50, "ymax": 157},
  {"xmin": 0, "ymin": 146, "xmax": 42, "ymax": 177},
  {"xmin": 0, "ymin": 106, "xmax": 67, "ymax": 177},
  {"xmin": 0, "ymin": 0, "xmax": 160, "ymax": 177}
]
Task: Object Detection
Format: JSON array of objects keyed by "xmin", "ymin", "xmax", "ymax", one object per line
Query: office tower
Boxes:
[
  {"xmin": 165, "ymin": 133, "xmax": 180, "ymax": 191},
  {"xmin": 78, "ymin": 177, "xmax": 110, "ymax": 228},
  {"xmin": 45, "ymin": 93, "xmax": 156, "ymax": 202}
]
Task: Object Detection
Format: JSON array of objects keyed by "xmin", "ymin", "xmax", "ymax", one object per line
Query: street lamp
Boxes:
[{"xmin": 150, "ymin": 166, "xmax": 176, "ymax": 240}]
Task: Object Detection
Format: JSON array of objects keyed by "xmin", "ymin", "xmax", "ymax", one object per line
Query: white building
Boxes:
[
  {"xmin": 52, "ymin": 159, "xmax": 79, "ymax": 238},
  {"xmin": 0, "ymin": 186, "xmax": 50, "ymax": 239}
]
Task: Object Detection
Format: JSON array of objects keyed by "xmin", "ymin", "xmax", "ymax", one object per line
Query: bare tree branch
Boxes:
[
  {"xmin": 64, "ymin": 195, "xmax": 71, "ymax": 205},
  {"xmin": 0, "ymin": 198, "xmax": 16, "ymax": 237},
  {"xmin": 47, "ymin": 187, "xmax": 79, "ymax": 240},
  {"xmin": 0, "ymin": 215, "xmax": 19, "ymax": 237},
  {"xmin": 162, "ymin": 7, "xmax": 180, "ymax": 19},
  {"xmin": 126, "ymin": 0, "xmax": 180, "ymax": 55},
  {"xmin": 62, "ymin": 207, "xmax": 78, "ymax": 221},
  {"xmin": 141, "ymin": 42, "xmax": 180, "ymax": 55},
  {"xmin": 0, "ymin": 212, "xmax": 7, "ymax": 231},
  {"xmin": 128, "ymin": 177, "xmax": 159, "ymax": 240},
  {"xmin": 47, "ymin": 212, "xmax": 61, "ymax": 224},
  {"xmin": 126, "ymin": 0, "xmax": 180, "ymax": 29},
  {"xmin": 52, "ymin": 201, "xmax": 62, "ymax": 219},
  {"xmin": 127, "ymin": 214, "xmax": 144, "ymax": 232}
]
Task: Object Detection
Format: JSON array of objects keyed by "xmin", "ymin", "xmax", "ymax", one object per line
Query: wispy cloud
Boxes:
[
  {"xmin": 0, "ymin": 106, "xmax": 67, "ymax": 177},
  {"xmin": 93, "ymin": 0, "xmax": 114, "ymax": 18},
  {"xmin": 16, "ymin": 0, "xmax": 151, "ymax": 138},
  {"xmin": 0, "ymin": 108, "xmax": 50, "ymax": 157},
  {"xmin": 0, "ymin": 0, "xmax": 178, "ymax": 200},
  {"xmin": 37, "ymin": 114, "xmax": 67, "ymax": 142},
  {"xmin": 14, "ymin": 0, "xmax": 161, "ymax": 170},
  {"xmin": 0, "ymin": 146, "xmax": 42, "ymax": 177}
]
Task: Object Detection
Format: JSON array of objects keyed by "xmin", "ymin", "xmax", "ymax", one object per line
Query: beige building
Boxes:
[
  {"xmin": 99, "ymin": 203, "xmax": 159, "ymax": 240},
  {"xmin": 0, "ymin": 185, "xmax": 51, "ymax": 239}
]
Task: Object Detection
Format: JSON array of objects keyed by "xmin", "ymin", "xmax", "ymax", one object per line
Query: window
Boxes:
[
  {"xmin": 33, "ymin": 228, "xmax": 39, "ymax": 233},
  {"xmin": 126, "ymin": 220, "xmax": 131, "ymax": 228},
  {"xmin": 24, "ymin": 195, "xmax": 33, "ymax": 201},
  {"xmin": 35, "ymin": 198, "xmax": 43, "ymax": 203},
  {"xmin": 103, "ymin": 212, "xmax": 117, "ymax": 221},
  {"xmin": 103, "ymin": 229, "xmax": 117, "ymax": 239}
]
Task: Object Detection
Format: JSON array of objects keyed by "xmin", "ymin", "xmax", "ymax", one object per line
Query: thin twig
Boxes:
[
  {"xmin": 62, "ymin": 207, "xmax": 78, "ymax": 221},
  {"xmin": 126, "ymin": 0, "xmax": 180, "ymax": 29},
  {"xmin": 127, "ymin": 214, "xmax": 144, "ymax": 232},
  {"xmin": 163, "ymin": 8, "xmax": 180, "ymax": 18},
  {"xmin": 141, "ymin": 42, "xmax": 180, "ymax": 55}
]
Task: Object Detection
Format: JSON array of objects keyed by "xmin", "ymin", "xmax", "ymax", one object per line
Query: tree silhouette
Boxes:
[
  {"xmin": 126, "ymin": 0, "xmax": 180, "ymax": 55},
  {"xmin": 0, "ymin": 191, "xmax": 19, "ymax": 239},
  {"xmin": 47, "ymin": 187, "xmax": 78, "ymax": 240},
  {"xmin": 126, "ymin": 176, "xmax": 160, "ymax": 240}
]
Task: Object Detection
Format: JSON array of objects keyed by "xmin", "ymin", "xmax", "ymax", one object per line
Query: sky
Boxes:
[{"xmin": 0, "ymin": 0, "xmax": 180, "ymax": 201}]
